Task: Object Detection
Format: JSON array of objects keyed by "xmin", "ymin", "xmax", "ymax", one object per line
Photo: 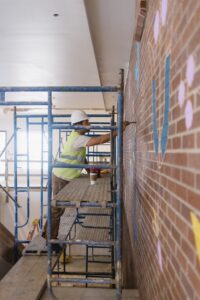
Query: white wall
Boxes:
[{"xmin": 0, "ymin": 111, "xmax": 49, "ymax": 239}]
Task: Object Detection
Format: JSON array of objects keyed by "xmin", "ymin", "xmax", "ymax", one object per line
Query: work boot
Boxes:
[{"xmin": 51, "ymin": 243, "xmax": 62, "ymax": 254}]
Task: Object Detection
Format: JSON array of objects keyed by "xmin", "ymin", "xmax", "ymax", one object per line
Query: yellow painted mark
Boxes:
[{"xmin": 190, "ymin": 212, "xmax": 200, "ymax": 263}]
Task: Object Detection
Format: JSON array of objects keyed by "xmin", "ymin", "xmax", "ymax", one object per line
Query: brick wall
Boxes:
[{"xmin": 123, "ymin": 0, "xmax": 200, "ymax": 299}]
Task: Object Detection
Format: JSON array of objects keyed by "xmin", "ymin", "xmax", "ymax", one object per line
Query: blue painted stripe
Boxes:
[
  {"xmin": 152, "ymin": 80, "xmax": 159, "ymax": 157},
  {"xmin": 161, "ymin": 55, "xmax": 171, "ymax": 158}
]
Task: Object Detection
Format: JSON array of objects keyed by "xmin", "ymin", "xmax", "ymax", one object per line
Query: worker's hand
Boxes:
[{"xmin": 123, "ymin": 121, "xmax": 130, "ymax": 131}]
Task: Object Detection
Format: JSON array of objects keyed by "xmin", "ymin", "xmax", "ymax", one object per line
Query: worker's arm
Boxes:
[
  {"xmin": 86, "ymin": 132, "xmax": 117, "ymax": 147},
  {"xmin": 86, "ymin": 121, "xmax": 130, "ymax": 147}
]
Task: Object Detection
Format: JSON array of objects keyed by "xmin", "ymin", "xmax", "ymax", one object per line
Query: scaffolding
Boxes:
[
  {"xmin": 0, "ymin": 71, "xmax": 124, "ymax": 299},
  {"xmin": 12, "ymin": 112, "xmax": 112, "ymax": 239}
]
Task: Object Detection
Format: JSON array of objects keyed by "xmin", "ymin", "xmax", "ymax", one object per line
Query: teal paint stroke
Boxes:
[
  {"xmin": 152, "ymin": 55, "xmax": 171, "ymax": 159},
  {"xmin": 152, "ymin": 79, "xmax": 159, "ymax": 157},
  {"xmin": 161, "ymin": 55, "xmax": 171, "ymax": 158},
  {"xmin": 135, "ymin": 42, "xmax": 140, "ymax": 89}
]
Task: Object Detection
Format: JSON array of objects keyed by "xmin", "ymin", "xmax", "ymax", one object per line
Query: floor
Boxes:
[
  {"xmin": 41, "ymin": 287, "xmax": 140, "ymax": 300},
  {"xmin": 40, "ymin": 246, "xmax": 140, "ymax": 300}
]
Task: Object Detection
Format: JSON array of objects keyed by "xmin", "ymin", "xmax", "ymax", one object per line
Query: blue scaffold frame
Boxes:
[
  {"xmin": 0, "ymin": 78, "xmax": 124, "ymax": 300},
  {"xmin": 13, "ymin": 112, "xmax": 113, "ymax": 236}
]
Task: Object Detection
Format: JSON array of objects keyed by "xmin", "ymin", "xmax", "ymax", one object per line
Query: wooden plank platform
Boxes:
[
  {"xmin": 41, "ymin": 287, "xmax": 140, "ymax": 300},
  {"xmin": 24, "ymin": 208, "xmax": 77, "ymax": 255},
  {"xmin": 0, "ymin": 256, "xmax": 57, "ymax": 300},
  {"xmin": 82, "ymin": 215, "xmax": 111, "ymax": 228},
  {"xmin": 77, "ymin": 227, "xmax": 110, "ymax": 242},
  {"xmin": 23, "ymin": 234, "xmax": 47, "ymax": 255},
  {"xmin": 58, "ymin": 215, "xmax": 76, "ymax": 240},
  {"xmin": 53, "ymin": 175, "xmax": 111, "ymax": 205},
  {"xmin": 78, "ymin": 207, "xmax": 112, "ymax": 216}
]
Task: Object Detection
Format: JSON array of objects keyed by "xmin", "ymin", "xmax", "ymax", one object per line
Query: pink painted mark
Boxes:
[
  {"xmin": 186, "ymin": 55, "xmax": 195, "ymax": 87},
  {"xmin": 178, "ymin": 81, "xmax": 185, "ymax": 108},
  {"xmin": 161, "ymin": 0, "xmax": 168, "ymax": 26},
  {"xmin": 157, "ymin": 240, "xmax": 163, "ymax": 272},
  {"xmin": 154, "ymin": 11, "xmax": 160, "ymax": 44},
  {"xmin": 185, "ymin": 100, "xmax": 193, "ymax": 129}
]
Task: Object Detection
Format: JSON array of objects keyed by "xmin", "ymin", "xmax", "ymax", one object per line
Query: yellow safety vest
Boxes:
[{"xmin": 53, "ymin": 131, "xmax": 86, "ymax": 181}]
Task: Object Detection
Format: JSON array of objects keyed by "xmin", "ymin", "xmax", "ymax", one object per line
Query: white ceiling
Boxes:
[
  {"xmin": 0, "ymin": 0, "xmax": 135, "ymax": 112},
  {"xmin": 84, "ymin": 0, "xmax": 135, "ymax": 109}
]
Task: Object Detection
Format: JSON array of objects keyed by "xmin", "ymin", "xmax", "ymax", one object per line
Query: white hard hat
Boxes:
[{"xmin": 71, "ymin": 110, "xmax": 88, "ymax": 124}]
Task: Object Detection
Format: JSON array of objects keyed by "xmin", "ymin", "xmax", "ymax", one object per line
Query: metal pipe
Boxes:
[
  {"xmin": 87, "ymin": 151, "xmax": 111, "ymax": 155},
  {"xmin": 15, "ymin": 240, "xmax": 30, "ymax": 244},
  {"xmin": 13, "ymin": 107, "xmax": 18, "ymax": 241},
  {"xmin": 17, "ymin": 117, "xmax": 30, "ymax": 228},
  {"xmin": 16, "ymin": 113, "xmax": 112, "ymax": 118},
  {"xmin": 116, "ymin": 70, "xmax": 124, "ymax": 300},
  {"xmin": 0, "ymin": 92, "xmax": 5, "ymax": 101},
  {"xmin": 50, "ymin": 277, "xmax": 115, "ymax": 285},
  {"xmin": 54, "ymin": 201, "xmax": 115, "ymax": 208},
  {"xmin": 0, "ymin": 133, "xmax": 15, "ymax": 159},
  {"xmin": 52, "ymin": 163, "xmax": 113, "ymax": 169},
  {"xmin": 0, "ymin": 184, "xmax": 21, "ymax": 207},
  {"xmin": 52, "ymin": 271, "xmax": 113, "ymax": 276},
  {"xmin": 28, "ymin": 121, "xmax": 111, "ymax": 125},
  {"xmin": 0, "ymin": 86, "xmax": 119, "ymax": 92},
  {"xmin": 40, "ymin": 117, "xmax": 44, "ymax": 230},
  {"xmin": 0, "ymin": 101, "xmax": 48, "ymax": 106},
  {"xmin": 111, "ymin": 107, "xmax": 116, "ymax": 285},
  {"xmin": 86, "ymin": 154, "xmax": 111, "ymax": 157},
  {"xmin": 4, "ymin": 131, "xmax": 9, "ymax": 203},
  {"xmin": 58, "ymin": 129, "xmax": 62, "ymax": 157},
  {"xmin": 47, "ymin": 91, "xmax": 53, "ymax": 289},
  {"xmin": 26, "ymin": 118, "xmax": 30, "ymax": 217},
  {"xmin": 52, "ymin": 125, "xmax": 117, "ymax": 130}
]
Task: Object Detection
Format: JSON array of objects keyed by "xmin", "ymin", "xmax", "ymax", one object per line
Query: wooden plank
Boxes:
[
  {"xmin": 58, "ymin": 212, "xmax": 77, "ymax": 240},
  {"xmin": 41, "ymin": 287, "xmax": 140, "ymax": 300},
  {"xmin": 77, "ymin": 227, "xmax": 110, "ymax": 241},
  {"xmin": 53, "ymin": 175, "xmax": 111, "ymax": 204},
  {"xmin": 83, "ymin": 215, "xmax": 111, "ymax": 228},
  {"xmin": 0, "ymin": 223, "xmax": 23, "ymax": 251},
  {"xmin": 78, "ymin": 207, "xmax": 112, "ymax": 215},
  {"xmin": 0, "ymin": 256, "xmax": 56, "ymax": 300},
  {"xmin": 23, "ymin": 235, "xmax": 47, "ymax": 255}
]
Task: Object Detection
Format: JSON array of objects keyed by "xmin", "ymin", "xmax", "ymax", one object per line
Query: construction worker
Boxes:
[{"xmin": 43, "ymin": 110, "xmax": 129, "ymax": 253}]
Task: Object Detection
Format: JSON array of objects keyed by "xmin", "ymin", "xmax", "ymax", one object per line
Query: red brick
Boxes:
[
  {"xmin": 177, "ymin": 118, "xmax": 186, "ymax": 134},
  {"xmin": 172, "ymin": 136, "xmax": 181, "ymax": 149},
  {"xmin": 176, "ymin": 248, "xmax": 187, "ymax": 272},
  {"xmin": 182, "ymin": 134, "xmax": 195, "ymax": 148},
  {"xmin": 181, "ymin": 271, "xmax": 195, "ymax": 299},
  {"xmin": 187, "ymin": 189, "xmax": 200, "ymax": 211},
  {"xmin": 123, "ymin": 1, "xmax": 200, "ymax": 299},
  {"xmin": 170, "ymin": 167, "xmax": 181, "ymax": 181},
  {"xmin": 196, "ymin": 174, "xmax": 200, "ymax": 189},
  {"xmin": 197, "ymin": 132, "xmax": 200, "ymax": 148},
  {"xmin": 188, "ymin": 266, "xmax": 200, "ymax": 296},
  {"xmin": 196, "ymin": 93, "xmax": 200, "ymax": 108},
  {"xmin": 181, "ymin": 170, "xmax": 195, "ymax": 187},
  {"xmin": 176, "ymin": 215, "xmax": 188, "ymax": 236},
  {"xmin": 181, "ymin": 203, "xmax": 192, "ymax": 223},
  {"xmin": 181, "ymin": 238, "xmax": 195, "ymax": 263},
  {"xmin": 188, "ymin": 154, "xmax": 200, "ymax": 170}
]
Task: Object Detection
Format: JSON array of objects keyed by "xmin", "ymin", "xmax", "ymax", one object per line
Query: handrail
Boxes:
[
  {"xmin": 0, "ymin": 184, "xmax": 21, "ymax": 208},
  {"xmin": 0, "ymin": 85, "xmax": 119, "ymax": 93},
  {"xmin": 0, "ymin": 133, "xmax": 14, "ymax": 159}
]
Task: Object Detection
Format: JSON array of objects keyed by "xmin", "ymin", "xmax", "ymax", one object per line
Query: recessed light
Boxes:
[{"xmin": 53, "ymin": 13, "xmax": 59, "ymax": 17}]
